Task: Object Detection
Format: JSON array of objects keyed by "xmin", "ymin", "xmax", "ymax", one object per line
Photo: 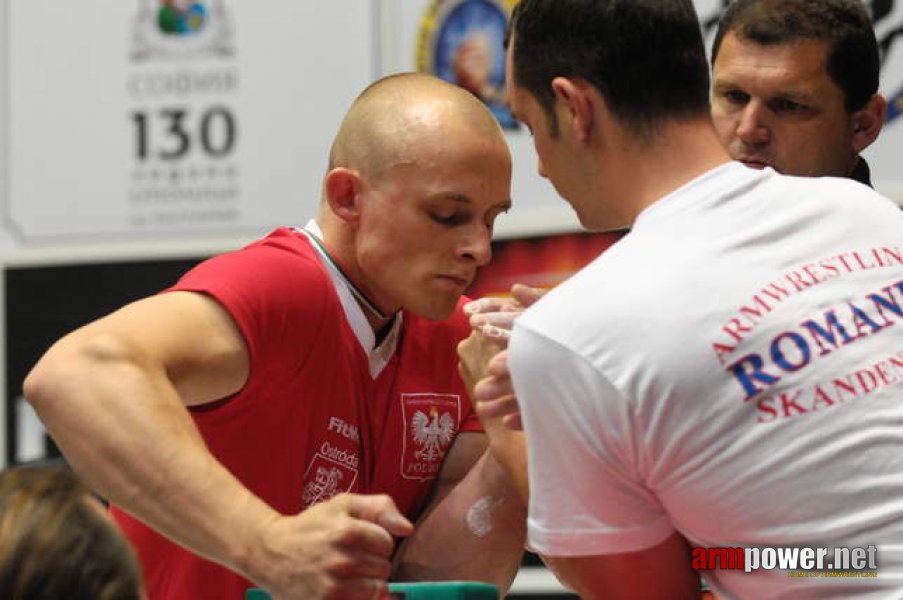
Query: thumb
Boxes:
[
  {"xmin": 511, "ymin": 283, "xmax": 547, "ymax": 307},
  {"xmin": 347, "ymin": 494, "xmax": 414, "ymax": 537},
  {"xmin": 487, "ymin": 349, "xmax": 510, "ymax": 378}
]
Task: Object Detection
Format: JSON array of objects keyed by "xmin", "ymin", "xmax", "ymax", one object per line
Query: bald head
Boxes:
[{"xmin": 328, "ymin": 73, "xmax": 505, "ymax": 183}]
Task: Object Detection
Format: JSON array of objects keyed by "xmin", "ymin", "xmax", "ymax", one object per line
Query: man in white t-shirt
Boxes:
[{"xmin": 461, "ymin": 1, "xmax": 903, "ymax": 598}]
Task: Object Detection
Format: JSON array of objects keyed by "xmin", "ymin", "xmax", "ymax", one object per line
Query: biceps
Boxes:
[{"xmin": 431, "ymin": 432, "xmax": 488, "ymax": 498}]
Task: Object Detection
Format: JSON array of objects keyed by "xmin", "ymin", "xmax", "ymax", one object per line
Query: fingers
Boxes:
[
  {"xmin": 470, "ymin": 352, "xmax": 514, "ymax": 404},
  {"xmin": 471, "ymin": 350, "xmax": 521, "ymax": 427},
  {"xmin": 468, "ymin": 309, "xmax": 519, "ymax": 347},
  {"xmin": 463, "ymin": 296, "xmax": 516, "ymax": 315},
  {"xmin": 470, "ymin": 323, "xmax": 511, "ymax": 347},
  {"xmin": 357, "ymin": 578, "xmax": 389, "ymax": 600},
  {"xmin": 469, "ymin": 311, "xmax": 518, "ymax": 344},
  {"xmin": 474, "ymin": 376, "xmax": 514, "ymax": 405},
  {"xmin": 470, "ymin": 311, "xmax": 520, "ymax": 328},
  {"xmin": 487, "ymin": 349, "xmax": 510, "ymax": 378},
  {"xmin": 326, "ymin": 576, "xmax": 389, "ymax": 600},
  {"xmin": 333, "ymin": 547, "xmax": 394, "ymax": 580},
  {"xmin": 343, "ymin": 493, "xmax": 414, "ymax": 538},
  {"xmin": 503, "ymin": 413, "xmax": 524, "ymax": 431},
  {"xmin": 264, "ymin": 497, "xmax": 406, "ymax": 600},
  {"xmin": 511, "ymin": 283, "xmax": 547, "ymax": 307},
  {"xmin": 465, "ymin": 287, "xmax": 547, "ymax": 347},
  {"xmin": 464, "ymin": 285, "xmax": 547, "ymax": 326},
  {"xmin": 474, "ymin": 393, "xmax": 520, "ymax": 421}
]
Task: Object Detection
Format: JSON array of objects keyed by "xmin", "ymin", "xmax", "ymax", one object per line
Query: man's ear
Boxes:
[
  {"xmin": 851, "ymin": 93, "xmax": 887, "ymax": 154},
  {"xmin": 323, "ymin": 167, "xmax": 364, "ymax": 225},
  {"xmin": 551, "ymin": 76, "xmax": 594, "ymax": 142}
]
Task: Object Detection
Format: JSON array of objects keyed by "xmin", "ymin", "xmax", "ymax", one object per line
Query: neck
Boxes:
[
  {"xmin": 592, "ymin": 117, "xmax": 731, "ymax": 226},
  {"xmin": 315, "ymin": 217, "xmax": 398, "ymax": 334}
]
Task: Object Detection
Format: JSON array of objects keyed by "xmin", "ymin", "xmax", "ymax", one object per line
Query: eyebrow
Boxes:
[
  {"xmin": 432, "ymin": 192, "xmax": 513, "ymax": 212},
  {"xmin": 431, "ymin": 192, "xmax": 472, "ymax": 204}
]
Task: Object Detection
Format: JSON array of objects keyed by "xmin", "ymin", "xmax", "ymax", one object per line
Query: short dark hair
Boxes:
[
  {"xmin": 0, "ymin": 465, "xmax": 143, "ymax": 600},
  {"xmin": 507, "ymin": 0, "xmax": 711, "ymax": 141},
  {"xmin": 711, "ymin": 0, "xmax": 879, "ymax": 112}
]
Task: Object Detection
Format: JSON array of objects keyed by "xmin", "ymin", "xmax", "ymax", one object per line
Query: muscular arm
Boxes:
[
  {"xmin": 391, "ymin": 432, "xmax": 526, "ymax": 592},
  {"xmin": 24, "ymin": 292, "xmax": 264, "ymax": 567},
  {"xmin": 24, "ymin": 291, "xmax": 410, "ymax": 599},
  {"xmin": 456, "ymin": 284, "xmax": 547, "ymax": 502},
  {"xmin": 543, "ymin": 533, "xmax": 700, "ymax": 600}
]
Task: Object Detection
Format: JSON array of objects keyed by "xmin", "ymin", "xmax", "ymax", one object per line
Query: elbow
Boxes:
[
  {"xmin": 24, "ymin": 331, "xmax": 142, "ymax": 415},
  {"xmin": 23, "ymin": 343, "xmax": 74, "ymax": 414}
]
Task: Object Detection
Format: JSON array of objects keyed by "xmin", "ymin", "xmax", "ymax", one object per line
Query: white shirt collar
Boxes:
[{"xmin": 300, "ymin": 219, "xmax": 401, "ymax": 378}]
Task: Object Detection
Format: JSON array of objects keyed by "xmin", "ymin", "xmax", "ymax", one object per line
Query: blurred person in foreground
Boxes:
[{"xmin": 0, "ymin": 464, "xmax": 144, "ymax": 600}]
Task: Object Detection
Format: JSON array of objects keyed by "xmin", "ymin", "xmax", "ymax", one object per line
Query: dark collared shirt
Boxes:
[{"xmin": 850, "ymin": 156, "xmax": 872, "ymax": 187}]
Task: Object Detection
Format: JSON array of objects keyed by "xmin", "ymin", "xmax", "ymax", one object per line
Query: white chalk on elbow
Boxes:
[{"xmin": 466, "ymin": 496, "xmax": 505, "ymax": 537}]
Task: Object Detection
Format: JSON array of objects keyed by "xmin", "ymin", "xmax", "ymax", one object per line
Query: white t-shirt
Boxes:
[{"xmin": 511, "ymin": 162, "xmax": 903, "ymax": 598}]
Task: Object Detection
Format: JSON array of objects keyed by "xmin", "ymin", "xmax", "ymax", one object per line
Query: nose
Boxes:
[
  {"xmin": 537, "ymin": 156, "xmax": 548, "ymax": 179},
  {"xmin": 735, "ymin": 102, "xmax": 770, "ymax": 146},
  {"xmin": 458, "ymin": 222, "xmax": 492, "ymax": 267}
]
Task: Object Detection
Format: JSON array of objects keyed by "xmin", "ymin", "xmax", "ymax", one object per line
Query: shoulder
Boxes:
[
  {"xmin": 764, "ymin": 171, "xmax": 898, "ymax": 214},
  {"xmin": 171, "ymin": 228, "xmax": 338, "ymax": 344},
  {"xmin": 177, "ymin": 227, "xmax": 330, "ymax": 294}
]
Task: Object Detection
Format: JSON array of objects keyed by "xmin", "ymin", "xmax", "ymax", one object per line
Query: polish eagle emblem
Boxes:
[
  {"xmin": 410, "ymin": 407, "xmax": 456, "ymax": 462},
  {"xmin": 302, "ymin": 466, "xmax": 344, "ymax": 507}
]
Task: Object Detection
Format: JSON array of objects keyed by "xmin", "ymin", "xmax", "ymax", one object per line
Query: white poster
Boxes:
[{"xmin": 5, "ymin": 0, "xmax": 377, "ymax": 243}]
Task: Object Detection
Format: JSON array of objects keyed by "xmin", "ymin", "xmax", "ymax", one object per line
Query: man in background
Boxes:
[{"xmin": 710, "ymin": 0, "xmax": 886, "ymax": 183}]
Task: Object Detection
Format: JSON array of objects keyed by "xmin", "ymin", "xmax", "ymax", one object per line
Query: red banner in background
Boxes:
[{"xmin": 467, "ymin": 228, "xmax": 629, "ymax": 299}]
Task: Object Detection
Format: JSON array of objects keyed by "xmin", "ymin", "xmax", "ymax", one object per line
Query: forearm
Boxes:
[
  {"xmin": 24, "ymin": 337, "xmax": 276, "ymax": 581},
  {"xmin": 482, "ymin": 417, "xmax": 528, "ymax": 504},
  {"xmin": 392, "ymin": 451, "xmax": 526, "ymax": 592},
  {"xmin": 457, "ymin": 332, "xmax": 529, "ymax": 502}
]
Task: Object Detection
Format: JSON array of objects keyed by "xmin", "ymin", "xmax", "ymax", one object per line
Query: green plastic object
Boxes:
[
  {"xmin": 246, "ymin": 581, "xmax": 499, "ymax": 599},
  {"xmin": 388, "ymin": 581, "xmax": 499, "ymax": 599}
]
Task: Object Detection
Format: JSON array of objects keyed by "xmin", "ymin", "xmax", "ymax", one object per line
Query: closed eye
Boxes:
[{"xmin": 430, "ymin": 211, "xmax": 469, "ymax": 226}]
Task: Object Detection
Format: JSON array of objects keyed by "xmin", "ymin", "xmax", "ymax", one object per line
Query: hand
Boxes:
[
  {"xmin": 473, "ymin": 350, "xmax": 523, "ymax": 431},
  {"xmin": 253, "ymin": 493, "xmax": 413, "ymax": 600},
  {"xmin": 459, "ymin": 285, "xmax": 543, "ymax": 405},
  {"xmin": 463, "ymin": 284, "xmax": 547, "ymax": 348},
  {"xmin": 457, "ymin": 329, "xmax": 505, "ymax": 394}
]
